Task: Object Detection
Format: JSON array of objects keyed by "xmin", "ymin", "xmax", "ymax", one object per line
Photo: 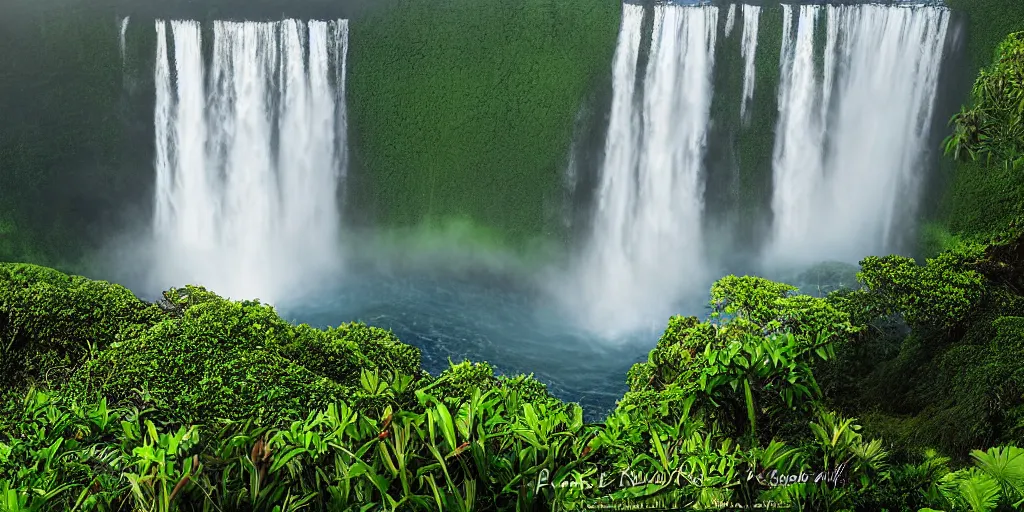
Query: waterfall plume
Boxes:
[
  {"xmin": 767, "ymin": 4, "xmax": 951, "ymax": 268},
  {"xmin": 151, "ymin": 18, "xmax": 349, "ymax": 302},
  {"xmin": 568, "ymin": 3, "xmax": 718, "ymax": 336},
  {"xmin": 739, "ymin": 5, "xmax": 760, "ymax": 121}
]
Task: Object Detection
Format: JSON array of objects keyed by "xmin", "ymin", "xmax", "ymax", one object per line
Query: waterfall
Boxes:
[
  {"xmin": 768, "ymin": 4, "xmax": 951, "ymax": 267},
  {"xmin": 571, "ymin": 3, "xmax": 718, "ymax": 336},
  {"xmin": 771, "ymin": 5, "xmax": 826, "ymax": 259},
  {"xmin": 739, "ymin": 5, "xmax": 760, "ymax": 121},
  {"xmin": 151, "ymin": 19, "xmax": 349, "ymax": 302},
  {"xmin": 725, "ymin": 4, "xmax": 737, "ymax": 37},
  {"xmin": 119, "ymin": 17, "xmax": 130, "ymax": 63},
  {"xmin": 562, "ymin": 2, "xmax": 953, "ymax": 334}
]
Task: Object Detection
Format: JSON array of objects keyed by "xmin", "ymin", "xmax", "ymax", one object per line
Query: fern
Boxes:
[
  {"xmin": 971, "ymin": 445, "xmax": 1024, "ymax": 508},
  {"xmin": 940, "ymin": 469, "xmax": 1002, "ymax": 512}
]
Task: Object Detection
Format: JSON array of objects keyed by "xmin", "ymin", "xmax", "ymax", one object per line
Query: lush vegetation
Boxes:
[
  {"xmin": 946, "ymin": 32, "xmax": 1024, "ymax": 172},
  {"xmin": 937, "ymin": 0, "xmax": 1024, "ymax": 241},
  {"xmin": 818, "ymin": 234, "xmax": 1024, "ymax": 458},
  {"xmin": 2, "ymin": 252, "xmax": 1023, "ymax": 511},
  {"xmin": 762, "ymin": 26, "xmax": 1024, "ymax": 510}
]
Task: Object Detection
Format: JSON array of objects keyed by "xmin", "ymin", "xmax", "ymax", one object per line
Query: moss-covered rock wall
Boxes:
[
  {"xmin": 0, "ymin": 3, "xmax": 131, "ymax": 269},
  {"xmin": 344, "ymin": 0, "xmax": 621, "ymax": 244},
  {"xmin": 0, "ymin": 0, "xmax": 622, "ymax": 265}
]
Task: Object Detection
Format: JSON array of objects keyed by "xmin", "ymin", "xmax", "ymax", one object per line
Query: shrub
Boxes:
[
  {"xmin": 946, "ymin": 31, "xmax": 1024, "ymax": 169},
  {"xmin": 855, "ymin": 248, "xmax": 987, "ymax": 329},
  {"xmin": 622, "ymin": 276, "xmax": 857, "ymax": 445},
  {"xmin": 70, "ymin": 295, "xmax": 353, "ymax": 427},
  {"xmin": 0, "ymin": 263, "xmax": 162, "ymax": 388},
  {"xmin": 67, "ymin": 287, "xmax": 429, "ymax": 428}
]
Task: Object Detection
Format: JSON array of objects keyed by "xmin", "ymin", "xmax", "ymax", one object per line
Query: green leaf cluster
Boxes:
[
  {"xmin": 853, "ymin": 248, "xmax": 986, "ymax": 329},
  {"xmin": 946, "ymin": 32, "xmax": 1024, "ymax": 170},
  {"xmin": 820, "ymin": 231, "xmax": 1024, "ymax": 458},
  {"xmin": 0, "ymin": 264, "xmax": 162, "ymax": 389}
]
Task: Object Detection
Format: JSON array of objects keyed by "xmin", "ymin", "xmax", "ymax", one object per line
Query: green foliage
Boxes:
[
  {"xmin": 69, "ymin": 291, "xmax": 355, "ymax": 428},
  {"xmin": 0, "ymin": 263, "xmax": 162, "ymax": 389},
  {"xmin": 930, "ymin": 446, "xmax": 1024, "ymax": 511},
  {"xmin": 938, "ymin": 1, "xmax": 1024, "ymax": 241},
  {"xmin": 431, "ymin": 361, "xmax": 500, "ymax": 403},
  {"xmin": 496, "ymin": 374, "xmax": 557, "ymax": 407},
  {"xmin": 623, "ymin": 276, "xmax": 857, "ymax": 446},
  {"xmin": 4, "ymin": 265, "xmax": 1022, "ymax": 511},
  {"xmin": 946, "ymin": 32, "xmax": 1024, "ymax": 170},
  {"xmin": 0, "ymin": 389, "xmax": 134, "ymax": 511},
  {"xmin": 0, "ymin": 382, "xmax": 592, "ymax": 511},
  {"xmin": 347, "ymin": 0, "xmax": 620, "ymax": 242},
  {"xmin": 67, "ymin": 285, "xmax": 436, "ymax": 428},
  {"xmin": 822, "ymin": 231, "xmax": 1024, "ymax": 458},
  {"xmin": 919, "ymin": 222, "xmax": 976, "ymax": 258},
  {"xmin": 968, "ymin": 445, "xmax": 1024, "ymax": 507},
  {"xmin": 854, "ymin": 249, "xmax": 987, "ymax": 329},
  {"xmin": 280, "ymin": 322, "xmax": 424, "ymax": 387},
  {"xmin": 709, "ymin": 275, "xmax": 859, "ymax": 346}
]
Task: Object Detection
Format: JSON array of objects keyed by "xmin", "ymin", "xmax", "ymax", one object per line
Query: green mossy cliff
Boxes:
[
  {"xmin": 936, "ymin": 0, "xmax": 1024, "ymax": 242},
  {"xmin": 346, "ymin": 0, "xmax": 621, "ymax": 243},
  {"xmin": 0, "ymin": 0, "xmax": 622, "ymax": 264}
]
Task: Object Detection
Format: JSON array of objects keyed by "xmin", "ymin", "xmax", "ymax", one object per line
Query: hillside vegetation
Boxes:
[
  {"xmin": 3, "ymin": 223, "xmax": 1024, "ymax": 510},
  {"xmin": 937, "ymin": 1, "xmax": 1024, "ymax": 242}
]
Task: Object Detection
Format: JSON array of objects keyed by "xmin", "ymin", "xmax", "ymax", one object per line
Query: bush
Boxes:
[
  {"xmin": 946, "ymin": 31, "xmax": 1024, "ymax": 169},
  {"xmin": 855, "ymin": 248, "xmax": 987, "ymax": 329},
  {"xmin": 940, "ymin": 24, "xmax": 1024, "ymax": 240},
  {"xmin": 3, "ymin": 265, "xmax": 1023, "ymax": 511},
  {"xmin": 0, "ymin": 263, "xmax": 162, "ymax": 388},
  {"xmin": 823, "ymin": 231, "xmax": 1024, "ymax": 457},
  {"xmin": 70, "ymin": 294, "xmax": 354, "ymax": 427}
]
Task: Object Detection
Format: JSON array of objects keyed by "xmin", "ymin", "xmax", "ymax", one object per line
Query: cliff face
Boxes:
[
  {"xmin": 936, "ymin": 0, "xmax": 1024, "ymax": 242},
  {"xmin": 1, "ymin": 0, "xmax": 1018, "ymax": 269},
  {"xmin": 0, "ymin": 0, "xmax": 622, "ymax": 267}
]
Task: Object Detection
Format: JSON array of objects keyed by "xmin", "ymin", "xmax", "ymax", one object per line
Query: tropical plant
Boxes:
[{"xmin": 946, "ymin": 31, "xmax": 1024, "ymax": 170}]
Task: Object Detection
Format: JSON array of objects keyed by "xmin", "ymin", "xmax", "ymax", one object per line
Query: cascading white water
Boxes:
[
  {"xmin": 570, "ymin": 3, "xmax": 718, "ymax": 336},
  {"xmin": 768, "ymin": 4, "xmax": 950, "ymax": 267},
  {"xmin": 725, "ymin": 4, "xmax": 737, "ymax": 37},
  {"xmin": 561, "ymin": 2, "xmax": 954, "ymax": 335},
  {"xmin": 739, "ymin": 5, "xmax": 760, "ymax": 121},
  {"xmin": 152, "ymin": 19, "xmax": 349, "ymax": 302},
  {"xmin": 771, "ymin": 5, "xmax": 826, "ymax": 257},
  {"xmin": 119, "ymin": 17, "xmax": 130, "ymax": 63}
]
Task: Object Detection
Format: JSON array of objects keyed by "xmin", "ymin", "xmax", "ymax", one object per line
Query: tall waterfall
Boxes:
[
  {"xmin": 151, "ymin": 19, "xmax": 349, "ymax": 302},
  {"xmin": 568, "ymin": 2, "xmax": 952, "ymax": 335},
  {"xmin": 571, "ymin": 3, "xmax": 718, "ymax": 336},
  {"xmin": 768, "ymin": 4, "xmax": 951, "ymax": 267}
]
